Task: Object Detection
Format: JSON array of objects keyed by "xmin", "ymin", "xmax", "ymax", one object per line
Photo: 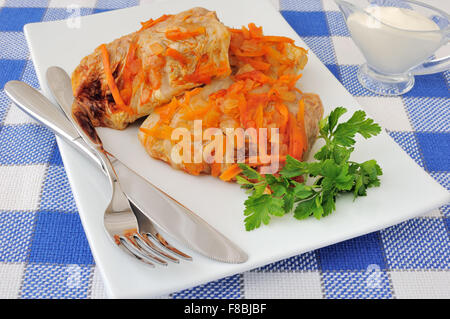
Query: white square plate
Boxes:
[{"xmin": 24, "ymin": 0, "xmax": 449, "ymax": 298}]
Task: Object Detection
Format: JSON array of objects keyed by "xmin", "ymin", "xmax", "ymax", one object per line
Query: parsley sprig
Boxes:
[{"xmin": 237, "ymin": 107, "xmax": 383, "ymax": 231}]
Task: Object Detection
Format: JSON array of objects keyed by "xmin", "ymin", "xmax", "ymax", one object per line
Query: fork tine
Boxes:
[
  {"xmin": 146, "ymin": 232, "xmax": 193, "ymax": 261},
  {"xmin": 131, "ymin": 234, "xmax": 169, "ymax": 265},
  {"xmin": 136, "ymin": 233, "xmax": 180, "ymax": 263},
  {"xmin": 118, "ymin": 236, "xmax": 155, "ymax": 267}
]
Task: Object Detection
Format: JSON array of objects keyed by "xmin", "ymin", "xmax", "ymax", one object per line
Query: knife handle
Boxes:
[{"xmin": 4, "ymin": 80, "xmax": 102, "ymax": 168}]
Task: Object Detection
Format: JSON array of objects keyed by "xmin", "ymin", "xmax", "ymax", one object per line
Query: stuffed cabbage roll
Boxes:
[
  {"xmin": 138, "ymin": 25, "xmax": 323, "ymax": 180},
  {"xmin": 71, "ymin": 7, "xmax": 231, "ymax": 129}
]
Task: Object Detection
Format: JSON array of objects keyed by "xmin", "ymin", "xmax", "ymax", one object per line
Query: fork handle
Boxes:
[{"xmin": 4, "ymin": 81, "xmax": 103, "ymax": 168}]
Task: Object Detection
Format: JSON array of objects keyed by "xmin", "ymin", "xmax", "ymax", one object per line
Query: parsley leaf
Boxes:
[
  {"xmin": 238, "ymin": 107, "xmax": 383, "ymax": 231},
  {"xmin": 243, "ymin": 195, "xmax": 285, "ymax": 231}
]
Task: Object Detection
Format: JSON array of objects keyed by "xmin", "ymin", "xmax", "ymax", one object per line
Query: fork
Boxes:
[
  {"xmin": 4, "ymin": 80, "xmax": 191, "ymax": 267},
  {"xmin": 101, "ymin": 151, "xmax": 191, "ymax": 266},
  {"xmin": 53, "ymin": 95, "xmax": 193, "ymax": 267}
]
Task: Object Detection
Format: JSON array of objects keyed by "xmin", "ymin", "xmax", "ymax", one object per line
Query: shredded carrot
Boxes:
[
  {"xmin": 245, "ymin": 58, "xmax": 271, "ymax": 71},
  {"xmin": 254, "ymin": 103, "xmax": 264, "ymax": 128},
  {"xmin": 233, "ymin": 47, "xmax": 265, "ymax": 57},
  {"xmin": 241, "ymin": 25, "xmax": 251, "ymax": 39},
  {"xmin": 139, "ymin": 126, "xmax": 173, "ymax": 140},
  {"xmin": 228, "ymin": 28, "xmax": 244, "ymax": 34},
  {"xmin": 165, "ymin": 26, "xmax": 206, "ymax": 41},
  {"xmin": 274, "ymin": 102, "xmax": 289, "ymax": 130},
  {"xmin": 219, "ymin": 156, "xmax": 287, "ymax": 182},
  {"xmin": 182, "ymin": 87, "xmax": 202, "ymax": 108},
  {"xmin": 99, "ymin": 44, "xmax": 135, "ymax": 114},
  {"xmin": 183, "ymin": 163, "xmax": 205, "ymax": 175},
  {"xmin": 149, "ymin": 42, "xmax": 165, "ymax": 55},
  {"xmin": 139, "ymin": 14, "xmax": 172, "ymax": 31},
  {"xmin": 121, "ymin": 41, "xmax": 141, "ymax": 105},
  {"xmin": 182, "ymin": 105, "xmax": 209, "ymax": 120},
  {"xmin": 184, "ymin": 54, "xmax": 216, "ymax": 84},
  {"xmin": 157, "ymin": 97, "xmax": 180, "ymax": 124},
  {"xmin": 165, "ymin": 47, "xmax": 188, "ymax": 65},
  {"xmin": 297, "ymin": 98, "xmax": 305, "ymax": 123},
  {"xmin": 248, "ymin": 23, "xmax": 263, "ymax": 39},
  {"xmin": 288, "ymin": 113, "xmax": 305, "ymax": 160},
  {"xmin": 263, "ymin": 35, "xmax": 295, "ymax": 43},
  {"xmin": 182, "ymin": 13, "xmax": 192, "ymax": 21},
  {"xmin": 219, "ymin": 164, "xmax": 242, "ymax": 181},
  {"xmin": 211, "ymin": 162, "xmax": 222, "ymax": 177},
  {"xmin": 235, "ymin": 70, "xmax": 271, "ymax": 84},
  {"xmin": 246, "ymin": 155, "xmax": 287, "ymax": 166},
  {"xmin": 296, "ymin": 98, "xmax": 308, "ymax": 152},
  {"xmin": 204, "ymin": 107, "xmax": 222, "ymax": 128}
]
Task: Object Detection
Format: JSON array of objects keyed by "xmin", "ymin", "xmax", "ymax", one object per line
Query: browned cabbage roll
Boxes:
[{"xmin": 71, "ymin": 7, "xmax": 231, "ymax": 129}]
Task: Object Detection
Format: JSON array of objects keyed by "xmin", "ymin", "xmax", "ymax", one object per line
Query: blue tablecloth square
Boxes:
[
  {"xmin": 404, "ymin": 73, "xmax": 449, "ymax": 98},
  {"xmin": 0, "ymin": 210, "xmax": 36, "ymax": 263},
  {"xmin": 0, "ymin": 7, "xmax": 46, "ymax": 32},
  {"xmin": 40, "ymin": 165, "xmax": 78, "ymax": 213},
  {"xmin": 20, "ymin": 59, "xmax": 39, "ymax": 88},
  {"xmin": 317, "ymin": 232, "xmax": 386, "ymax": 271},
  {"xmin": 339, "ymin": 64, "xmax": 377, "ymax": 96},
  {"xmin": 281, "ymin": 11, "xmax": 330, "ymax": 36},
  {"xmin": 416, "ymin": 132, "xmax": 450, "ymax": 172},
  {"xmin": 28, "ymin": 211, "xmax": 94, "ymax": 265},
  {"xmin": 403, "ymin": 97, "xmax": 450, "ymax": 132},
  {"xmin": 21, "ymin": 263, "xmax": 93, "ymax": 299},
  {"xmin": 0, "ymin": 31, "xmax": 29, "ymax": 60},
  {"xmin": 381, "ymin": 218, "xmax": 450, "ymax": 270},
  {"xmin": 0, "ymin": 123, "xmax": 55, "ymax": 165},
  {"xmin": 302, "ymin": 36, "xmax": 337, "ymax": 65},
  {"xmin": 322, "ymin": 270, "xmax": 393, "ymax": 299},
  {"xmin": 0, "ymin": 59, "xmax": 27, "ymax": 88},
  {"xmin": 324, "ymin": 11, "xmax": 351, "ymax": 36},
  {"xmin": 48, "ymin": 141, "xmax": 63, "ymax": 166}
]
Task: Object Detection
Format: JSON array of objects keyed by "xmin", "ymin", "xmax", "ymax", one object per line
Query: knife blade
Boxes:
[{"xmin": 5, "ymin": 78, "xmax": 248, "ymax": 264}]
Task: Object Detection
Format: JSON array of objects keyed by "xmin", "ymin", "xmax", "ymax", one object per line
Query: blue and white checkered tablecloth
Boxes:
[{"xmin": 0, "ymin": 0, "xmax": 448, "ymax": 299}]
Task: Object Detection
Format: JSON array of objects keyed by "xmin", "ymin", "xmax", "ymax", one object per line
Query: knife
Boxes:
[{"xmin": 4, "ymin": 78, "xmax": 248, "ymax": 264}]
